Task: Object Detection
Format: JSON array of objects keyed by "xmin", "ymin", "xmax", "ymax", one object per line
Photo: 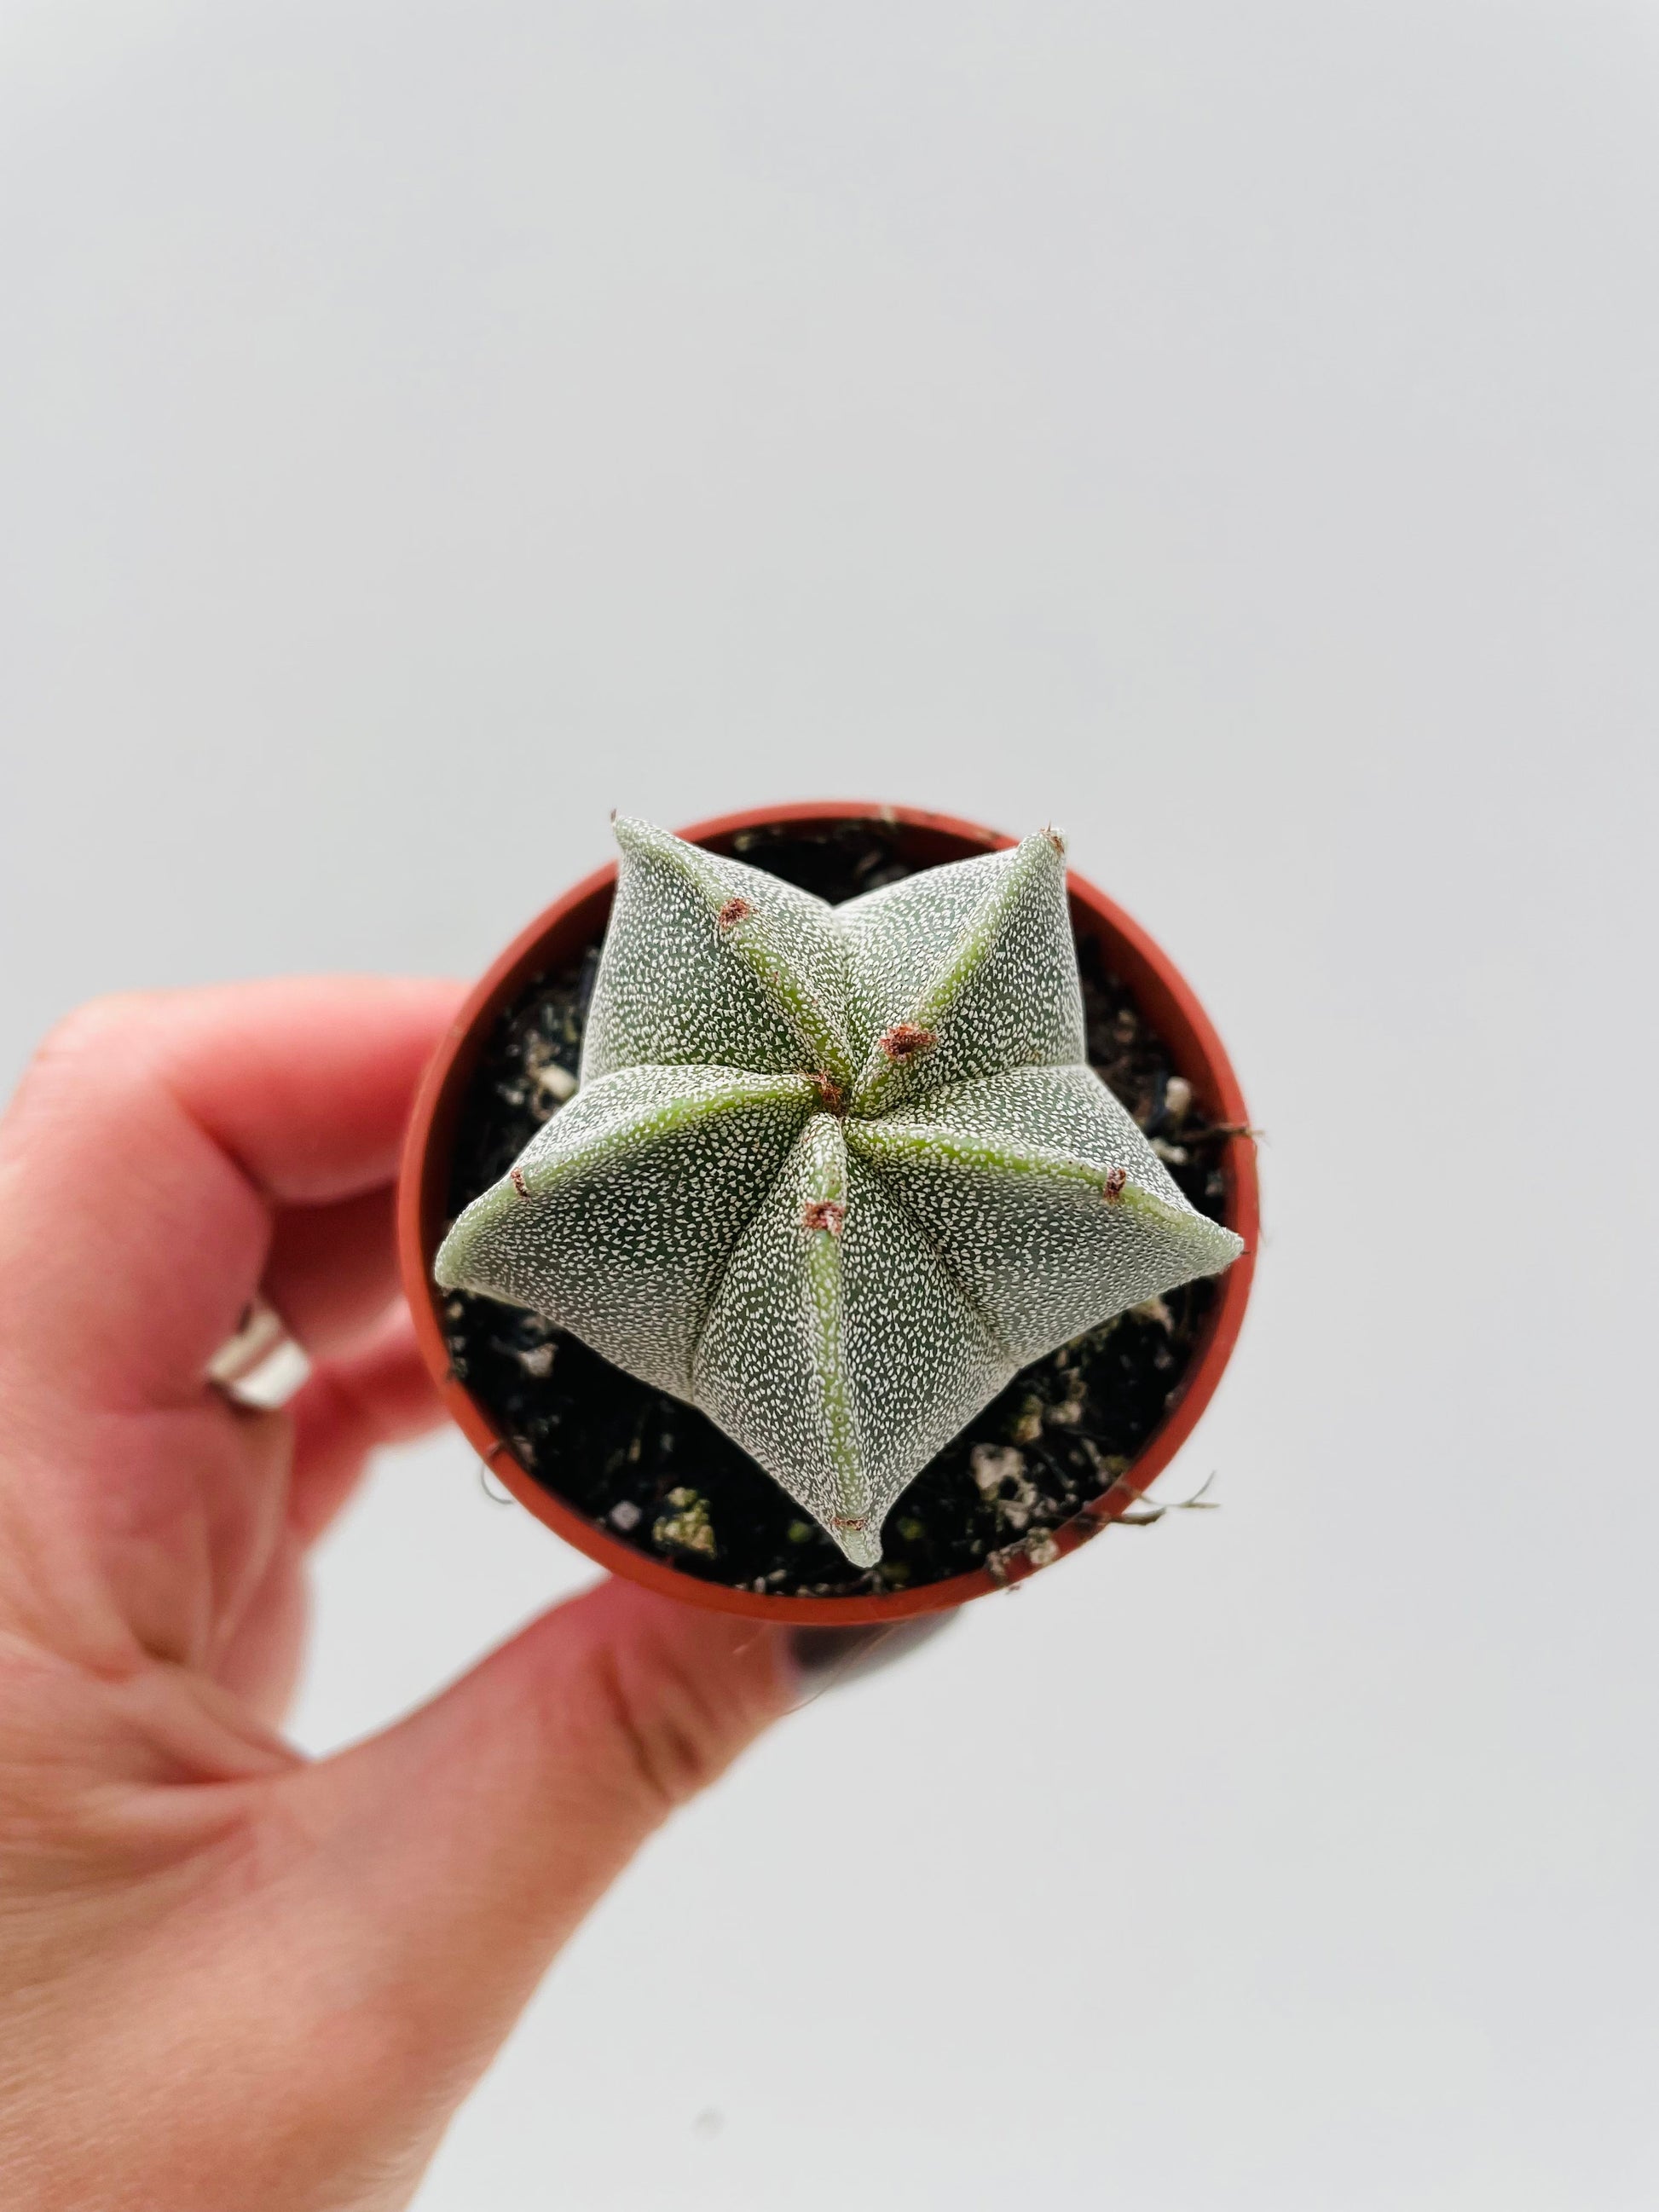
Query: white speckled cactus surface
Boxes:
[{"xmin": 436, "ymin": 818, "xmax": 1243, "ymax": 1567}]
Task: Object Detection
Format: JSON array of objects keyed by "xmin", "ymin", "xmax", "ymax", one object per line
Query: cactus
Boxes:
[{"xmin": 436, "ymin": 818, "xmax": 1243, "ymax": 1568}]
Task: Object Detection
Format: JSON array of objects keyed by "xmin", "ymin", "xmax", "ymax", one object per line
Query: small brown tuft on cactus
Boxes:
[
  {"xmin": 510, "ymin": 1168, "xmax": 530, "ymax": 1199},
  {"xmin": 878, "ymin": 1022, "xmax": 936, "ymax": 1064},
  {"xmin": 717, "ymin": 896, "xmax": 752, "ymax": 931},
  {"xmin": 801, "ymin": 1198, "xmax": 847, "ymax": 1236},
  {"xmin": 810, "ymin": 1072, "xmax": 846, "ymax": 1113},
  {"xmin": 1103, "ymin": 1166, "xmax": 1128, "ymax": 1201},
  {"xmin": 1043, "ymin": 825, "xmax": 1066, "ymax": 856}
]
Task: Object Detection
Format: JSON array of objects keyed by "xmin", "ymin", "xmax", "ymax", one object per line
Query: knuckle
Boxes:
[
  {"xmin": 28, "ymin": 992, "xmax": 161, "ymax": 1085},
  {"xmin": 4, "ymin": 996, "xmax": 177, "ymax": 1152},
  {"xmin": 40, "ymin": 991, "xmax": 150, "ymax": 1054},
  {"xmin": 579, "ymin": 1637, "xmax": 728, "ymax": 1818}
]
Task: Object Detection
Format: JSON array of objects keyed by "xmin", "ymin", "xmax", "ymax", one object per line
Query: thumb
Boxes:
[{"xmin": 273, "ymin": 1580, "xmax": 792, "ymax": 2087}]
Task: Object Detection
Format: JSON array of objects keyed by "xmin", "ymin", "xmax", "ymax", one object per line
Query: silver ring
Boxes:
[{"xmin": 206, "ymin": 1295, "xmax": 312, "ymax": 1410}]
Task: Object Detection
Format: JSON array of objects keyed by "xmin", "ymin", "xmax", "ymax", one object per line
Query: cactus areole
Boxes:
[{"xmin": 433, "ymin": 816, "xmax": 1245, "ymax": 1573}]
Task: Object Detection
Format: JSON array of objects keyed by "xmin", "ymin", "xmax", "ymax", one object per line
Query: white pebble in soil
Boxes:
[
  {"xmin": 535, "ymin": 1061, "xmax": 578, "ymax": 1103},
  {"xmin": 969, "ymin": 1441, "xmax": 1041, "ymax": 1531},
  {"xmin": 971, "ymin": 1442, "xmax": 1025, "ymax": 1494}
]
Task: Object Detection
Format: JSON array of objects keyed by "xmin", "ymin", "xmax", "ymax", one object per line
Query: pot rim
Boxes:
[{"xmin": 396, "ymin": 800, "xmax": 1258, "ymax": 1624}]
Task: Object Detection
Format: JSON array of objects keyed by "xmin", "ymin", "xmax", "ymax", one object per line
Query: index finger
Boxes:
[{"xmin": 0, "ymin": 977, "xmax": 463, "ymax": 1405}]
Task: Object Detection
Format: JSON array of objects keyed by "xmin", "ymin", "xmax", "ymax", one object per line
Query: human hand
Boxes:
[{"xmin": 0, "ymin": 981, "xmax": 793, "ymax": 2212}]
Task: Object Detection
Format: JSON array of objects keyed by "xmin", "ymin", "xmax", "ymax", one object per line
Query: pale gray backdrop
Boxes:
[{"xmin": 3, "ymin": 3, "xmax": 1656, "ymax": 2206}]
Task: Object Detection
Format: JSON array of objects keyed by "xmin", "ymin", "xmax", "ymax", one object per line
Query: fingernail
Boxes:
[{"xmin": 785, "ymin": 1614, "xmax": 957, "ymax": 1703}]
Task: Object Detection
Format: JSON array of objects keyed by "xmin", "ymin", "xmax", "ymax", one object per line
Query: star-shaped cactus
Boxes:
[{"xmin": 436, "ymin": 818, "xmax": 1243, "ymax": 1568}]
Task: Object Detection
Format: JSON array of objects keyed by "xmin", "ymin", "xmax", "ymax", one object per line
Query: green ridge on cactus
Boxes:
[{"xmin": 436, "ymin": 817, "xmax": 1244, "ymax": 1568}]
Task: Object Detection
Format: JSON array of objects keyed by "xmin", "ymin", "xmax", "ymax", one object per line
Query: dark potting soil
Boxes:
[{"xmin": 440, "ymin": 821, "xmax": 1236, "ymax": 1599}]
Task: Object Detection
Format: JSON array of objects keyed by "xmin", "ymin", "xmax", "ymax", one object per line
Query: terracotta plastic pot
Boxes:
[{"xmin": 397, "ymin": 801, "xmax": 1257, "ymax": 1625}]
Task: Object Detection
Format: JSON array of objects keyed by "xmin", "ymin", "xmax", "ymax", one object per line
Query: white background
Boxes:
[{"xmin": 3, "ymin": 4, "xmax": 1656, "ymax": 2205}]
